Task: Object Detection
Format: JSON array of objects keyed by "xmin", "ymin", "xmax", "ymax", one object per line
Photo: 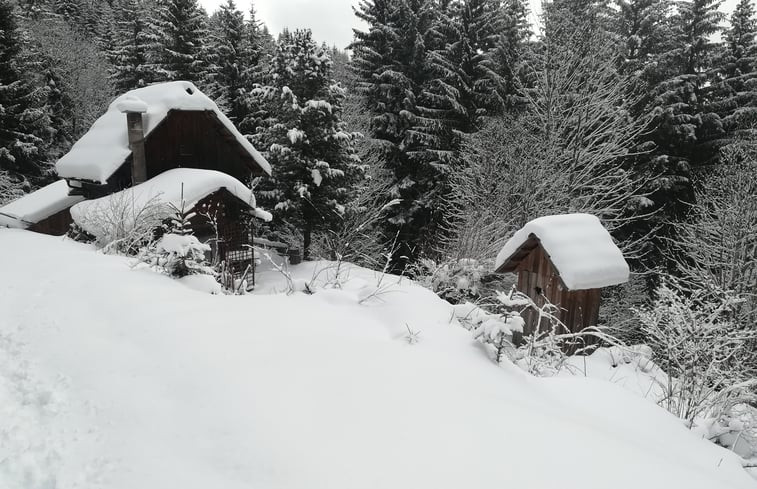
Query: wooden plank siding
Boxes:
[
  {"xmin": 514, "ymin": 243, "xmax": 601, "ymax": 336},
  {"xmin": 143, "ymin": 110, "xmax": 264, "ymax": 184},
  {"xmin": 88, "ymin": 110, "xmax": 266, "ymax": 198},
  {"xmin": 28, "ymin": 208, "xmax": 75, "ymax": 236}
]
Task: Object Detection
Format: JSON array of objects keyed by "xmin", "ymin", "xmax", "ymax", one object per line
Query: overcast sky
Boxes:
[
  {"xmin": 200, "ymin": 0, "xmax": 365, "ymax": 49},
  {"xmin": 199, "ymin": 0, "xmax": 743, "ymax": 50}
]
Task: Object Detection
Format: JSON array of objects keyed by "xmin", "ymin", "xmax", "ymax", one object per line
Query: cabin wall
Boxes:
[
  {"xmin": 515, "ymin": 244, "xmax": 601, "ymax": 336},
  {"xmin": 28, "ymin": 208, "xmax": 74, "ymax": 236},
  {"xmin": 143, "ymin": 110, "xmax": 262, "ymax": 184}
]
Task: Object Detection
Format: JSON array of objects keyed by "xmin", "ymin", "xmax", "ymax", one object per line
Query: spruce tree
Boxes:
[
  {"xmin": 205, "ymin": 0, "xmax": 258, "ymax": 123},
  {"xmin": 655, "ymin": 0, "xmax": 725, "ymax": 169},
  {"xmin": 352, "ymin": 0, "xmax": 443, "ymax": 262},
  {"xmin": 109, "ymin": 0, "xmax": 151, "ymax": 91},
  {"xmin": 713, "ymin": 0, "xmax": 757, "ymax": 136},
  {"xmin": 0, "ymin": 0, "xmax": 50, "ymax": 177},
  {"xmin": 146, "ymin": 0, "xmax": 208, "ymax": 83},
  {"xmin": 252, "ymin": 30, "xmax": 363, "ymax": 258},
  {"xmin": 425, "ymin": 0, "xmax": 508, "ymax": 137},
  {"xmin": 498, "ymin": 0, "xmax": 531, "ymax": 109}
]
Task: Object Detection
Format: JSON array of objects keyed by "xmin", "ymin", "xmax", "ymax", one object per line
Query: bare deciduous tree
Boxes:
[{"xmin": 441, "ymin": 32, "xmax": 652, "ymax": 263}]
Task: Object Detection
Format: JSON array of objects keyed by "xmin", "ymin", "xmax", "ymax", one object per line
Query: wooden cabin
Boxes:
[
  {"xmin": 494, "ymin": 214, "xmax": 629, "ymax": 336},
  {"xmin": 0, "ymin": 82, "xmax": 272, "ymax": 256}
]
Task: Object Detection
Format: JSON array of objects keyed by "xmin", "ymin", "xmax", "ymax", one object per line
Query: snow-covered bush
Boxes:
[
  {"xmin": 453, "ymin": 301, "xmax": 523, "ymax": 364},
  {"xmin": 634, "ymin": 279, "xmax": 757, "ymax": 426},
  {"xmin": 456, "ymin": 288, "xmax": 623, "ymax": 376},
  {"xmin": 72, "ymin": 192, "xmax": 170, "ymax": 254},
  {"xmin": 694, "ymin": 406, "xmax": 757, "ymax": 459},
  {"xmin": 141, "ymin": 233, "xmax": 213, "ymax": 278},
  {"xmin": 137, "ymin": 200, "xmax": 214, "ymax": 279},
  {"xmin": 414, "ymin": 258, "xmax": 486, "ymax": 304}
]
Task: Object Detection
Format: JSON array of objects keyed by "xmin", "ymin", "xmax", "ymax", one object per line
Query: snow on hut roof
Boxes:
[
  {"xmin": 0, "ymin": 180, "xmax": 84, "ymax": 229},
  {"xmin": 494, "ymin": 213, "xmax": 630, "ymax": 290},
  {"xmin": 70, "ymin": 169, "xmax": 272, "ymax": 235},
  {"xmin": 55, "ymin": 81, "xmax": 272, "ymax": 183}
]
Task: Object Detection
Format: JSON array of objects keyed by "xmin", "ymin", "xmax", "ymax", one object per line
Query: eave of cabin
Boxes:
[
  {"xmin": 495, "ymin": 234, "xmax": 540, "ymax": 273},
  {"xmin": 495, "ymin": 236, "xmax": 572, "ymax": 291}
]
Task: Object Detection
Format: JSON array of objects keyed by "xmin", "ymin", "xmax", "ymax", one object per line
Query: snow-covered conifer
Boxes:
[
  {"xmin": 204, "ymin": 0, "xmax": 259, "ymax": 123},
  {"xmin": 712, "ymin": 0, "xmax": 757, "ymax": 136},
  {"xmin": 0, "ymin": 0, "xmax": 50, "ymax": 177},
  {"xmin": 108, "ymin": 0, "xmax": 152, "ymax": 91},
  {"xmin": 251, "ymin": 29, "xmax": 363, "ymax": 258},
  {"xmin": 351, "ymin": 0, "xmax": 444, "ymax": 261},
  {"xmin": 145, "ymin": 0, "xmax": 209, "ymax": 83}
]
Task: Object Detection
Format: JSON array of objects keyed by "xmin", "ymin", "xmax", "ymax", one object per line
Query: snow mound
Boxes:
[
  {"xmin": 115, "ymin": 95, "xmax": 148, "ymax": 113},
  {"xmin": 0, "ymin": 180, "xmax": 83, "ymax": 229},
  {"xmin": 0, "ymin": 230, "xmax": 753, "ymax": 489},
  {"xmin": 495, "ymin": 213, "xmax": 630, "ymax": 290},
  {"xmin": 56, "ymin": 81, "xmax": 271, "ymax": 183},
  {"xmin": 70, "ymin": 168, "xmax": 270, "ymax": 236}
]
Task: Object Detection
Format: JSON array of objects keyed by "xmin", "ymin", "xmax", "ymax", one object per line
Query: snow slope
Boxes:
[{"xmin": 0, "ymin": 229, "xmax": 753, "ymax": 489}]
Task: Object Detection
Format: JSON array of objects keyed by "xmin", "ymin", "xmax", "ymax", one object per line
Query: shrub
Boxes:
[{"xmin": 634, "ymin": 279, "xmax": 757, "ymax": 426}]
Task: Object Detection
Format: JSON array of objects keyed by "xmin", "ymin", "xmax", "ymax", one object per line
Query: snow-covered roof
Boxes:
[
  {"xmin": 56, "ymin": 81, "xmax": 272, "ymax": 183},
  {"xmin": 70, "ymin": 169, "xmax": 271, "ymax": 235},
  {"xmin": 494, "ymin": 213, "xmax": 629, "ymax": 290},
  {"xmin": 0, "ymin": 180, "xmax": 84, "ymax": 229}
]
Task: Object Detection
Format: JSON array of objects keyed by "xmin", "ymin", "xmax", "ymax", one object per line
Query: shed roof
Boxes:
[
  {"xmin": 55, "ymin": 81, "xmax": 272, "ymax": 183},
  {"xmin": 494, "ymin": 214, "xmax": 629, "ymax": 290},
  {"xmin": 0, "ymin": 180, "xmax": 84, "ymax": 229},
  {"xmin": 70, "ymin": 168, "xmax": 272, "ymax": 237}
]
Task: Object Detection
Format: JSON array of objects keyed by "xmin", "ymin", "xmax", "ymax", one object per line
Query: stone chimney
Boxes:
[{"xmin": 116, "ymin": 96, "xmax": 148, "ymax": 186}]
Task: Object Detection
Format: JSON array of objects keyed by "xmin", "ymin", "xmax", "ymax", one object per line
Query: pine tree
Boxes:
[
  {"xmin": 351, "ymin": 0, "xmax": 443, "ymax": 262},
  {"xmin": 712, "ymin": 0, "xmax": 757, "ymax": 136},
  {"xmin": 0, "ymin": 0, "xmax": 50, "ymax": 177},
  {"xmin": 625, "ymin": 0, "xmax": 725, "ymax": 274},
  {"xmin": 241, "ymin": 1, "xmax": 264, "ymax": 85},
  {"xmin": 109, "ymin": 0, "xmax": 151, "ymax": 91},
  {"xmin": 425, "ymin": 0, "xmax": 508, "ymax": 138},
  {"xmin": 616, "ymin": 0, "xmax": 673, "ymax": 77},
  {"xmin": 497, "ymin": 0, "xmax": 531, "ymax": 109},
  {"xmin": 205, "ymin": 0, "xmax": 258, "ymax": 123},
  {"xmin": 252, "ymin": 30, "xmax": 363, "ymax": 258},
  {"xmin": 655, "ymin": 0, "xmax": 725, "ymax": 169},
  {"xmin": 146, "ymin": 0, "xmax": 208, "ymax": 83}
]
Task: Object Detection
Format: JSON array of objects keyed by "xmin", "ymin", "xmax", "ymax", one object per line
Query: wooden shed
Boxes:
[{"xmin": 494, "ymin": 214, "xmax": 629, "ymax": 336}]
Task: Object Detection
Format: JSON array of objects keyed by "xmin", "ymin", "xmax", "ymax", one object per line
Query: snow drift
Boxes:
[{"xmin": 0, "ymin": 229, "xmax": 752, "ymax": 489}]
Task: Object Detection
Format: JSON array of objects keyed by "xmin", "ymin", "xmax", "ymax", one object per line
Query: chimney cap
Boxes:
[{"xmin": 116, "ymin": 96, "xmax": 148, "ymax": 114}]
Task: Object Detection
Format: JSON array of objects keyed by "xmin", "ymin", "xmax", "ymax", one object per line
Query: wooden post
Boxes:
[{"xmin": 125, "ymin": 111, "xmax": 147, "ymax": 185}]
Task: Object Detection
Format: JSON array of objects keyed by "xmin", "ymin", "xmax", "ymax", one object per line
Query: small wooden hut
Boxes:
[{"xmin": 494, "ymin": 214, "xmax": 629, "ymax": 335}]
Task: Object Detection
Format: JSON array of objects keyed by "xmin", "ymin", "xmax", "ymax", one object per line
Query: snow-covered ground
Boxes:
[{"xmin": 0, "ymin": 229, "xmax": 754, "ymax": 489}]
